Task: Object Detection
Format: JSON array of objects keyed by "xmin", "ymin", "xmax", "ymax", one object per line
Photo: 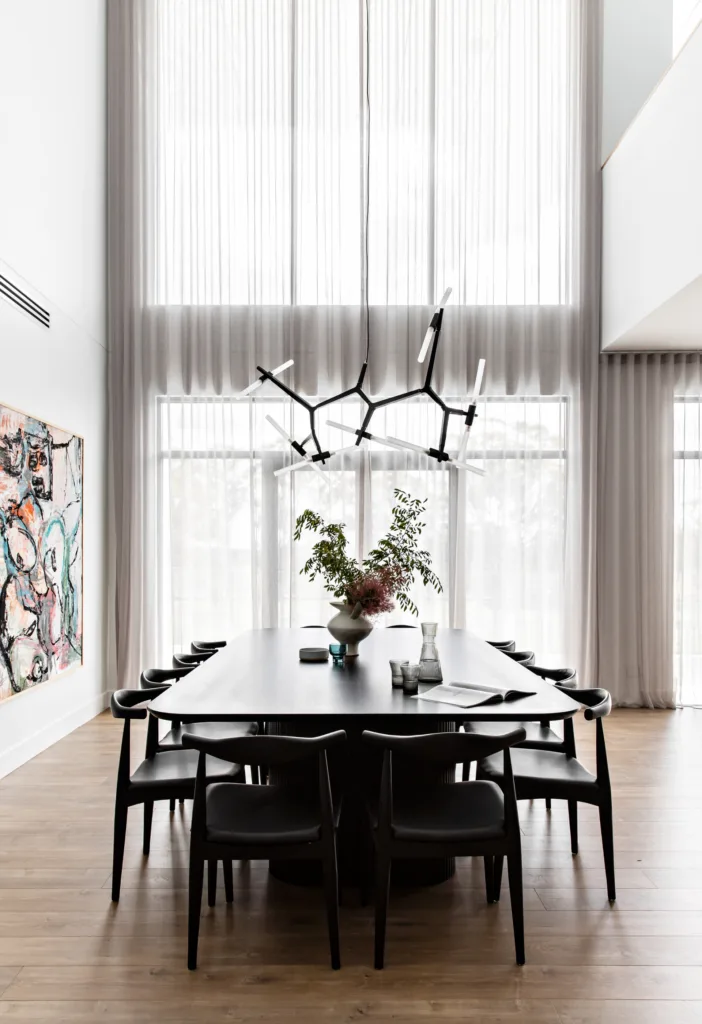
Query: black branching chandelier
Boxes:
[
  {"xmin": 236, "ymin": 292, "xmax": 486, "ymax": 482},
  {"xmin": 236, "ymin": 0, "xmax": 485, "ymax": 481}
]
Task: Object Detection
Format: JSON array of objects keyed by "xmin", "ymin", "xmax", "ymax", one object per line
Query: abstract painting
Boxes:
[{"xmin": 0, "ymin": 404, "xmax": 83, "ymax": 701}]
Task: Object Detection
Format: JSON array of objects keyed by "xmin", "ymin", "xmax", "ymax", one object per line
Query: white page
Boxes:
[{"xmin": 412, "ymin": 684, "xmax": 500, "ymax": 708}]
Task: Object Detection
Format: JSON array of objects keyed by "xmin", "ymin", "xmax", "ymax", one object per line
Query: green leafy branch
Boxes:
[{"xmin": 293, "ymin": 489, "xmax": 443, "ymax": 615}]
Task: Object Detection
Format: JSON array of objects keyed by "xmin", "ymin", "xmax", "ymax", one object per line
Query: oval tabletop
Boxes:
[{"xmin": 148, "ymin": 628, "xmax": 580, "ymax": 723}]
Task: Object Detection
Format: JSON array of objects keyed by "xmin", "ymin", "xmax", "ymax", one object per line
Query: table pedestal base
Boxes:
[{"xmin": 267, "ymin": 716, "xmax": 456, "ymax": 889}]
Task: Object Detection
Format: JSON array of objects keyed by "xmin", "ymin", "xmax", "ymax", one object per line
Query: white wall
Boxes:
[
  {"xmin": 601, "ymin": 21, "xmax": 702, "ymax": 351},
  {"xmin": 602, "ymin": 0, "xmax": 674, "ymax": 163},
  {"xmin": 0, "ymin": 0, "xmax": 108, "ymax": 776}
]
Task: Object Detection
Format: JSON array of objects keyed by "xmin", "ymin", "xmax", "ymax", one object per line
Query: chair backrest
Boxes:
[
  {"xmin": 140, "ymin": 666, "xmax": 192, "ymax": 689},
  {"xmin": 191, "ymin": 640, "xmax": 227, "ymax": 653},
  {"xmin": 565, "ymin": 686, "xmax": 611, "ymax": 718},
  {"xmin": 488, "ymin": 640, "xmax": 515, "ymax": 652},
  {"xmin": 182, "ymin": 729, "xmax": 347, "ymax": 767},
  {"xmin": 110, "ymin": 687, "xmax": 169, "ymax": 784},
  {"xmin": 504, "ymin": 649, "xmax": 535, "ymax": 666},
  {"xmin": 173, "ymin": 651, "xmax": 214, "ymax": 668},
  {"xmin": 111, "ymin": 687, "xmax": 165, "ymax": 719},
  {"xmin": 362, "ymin": 728, "xmax": 526, "ymax": 767},
  {"xmin": 526, "ymin": 665, "xmax": 577, "ymax": 689},
  {"xmin": 556, "ymin": 685, "xmax": 612, "ymax": 783}
]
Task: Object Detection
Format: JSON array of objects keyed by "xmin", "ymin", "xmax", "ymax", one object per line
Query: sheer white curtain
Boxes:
[
  {"xmin": 673, "ymin": 356, "xmax": 702, "ymax": 705},
  {"xmin": 107, "ymin": 0, "xmax": 601, "ymax": 686}
]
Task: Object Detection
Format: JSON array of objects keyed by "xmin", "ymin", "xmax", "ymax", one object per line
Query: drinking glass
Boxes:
[
  {"xmin": 401, "ymin": 662, "xmax": 421, "ymax": 695},
  {"xmin": 329, "ymin": 643, "xmax": 347, "ymax": 666},
  {"xmin": 390, "ymin": 659, "xmax": 409, "ymax": 688}
]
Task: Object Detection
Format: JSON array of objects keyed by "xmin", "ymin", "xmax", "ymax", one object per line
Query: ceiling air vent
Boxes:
[{"xmin": 0, "ymin": 272, "xmax": 50, "ymax": 328}]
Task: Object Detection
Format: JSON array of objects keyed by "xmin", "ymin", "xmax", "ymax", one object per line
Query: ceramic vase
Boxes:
[{"xmin": 327, "ymin": 600, "xmax": 373, "ymax": 657}]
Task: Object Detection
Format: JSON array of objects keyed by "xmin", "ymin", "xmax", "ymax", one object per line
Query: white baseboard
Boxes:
[{"xmin": 0, "ymin": 689, "xmax": 111, "ymax": 780}]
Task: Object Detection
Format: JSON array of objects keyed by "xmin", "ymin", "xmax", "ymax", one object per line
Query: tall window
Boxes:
[
  {"xmin": 151, "ymin": 0, "xmax": 574, "ymax": 308},
  {"xmin": 158, "ymin": 395, "xmax": 568, "ymax": 664},
  {"xmin": 674, "ymin": 398, "xmax": 702, "ymax": 704}
]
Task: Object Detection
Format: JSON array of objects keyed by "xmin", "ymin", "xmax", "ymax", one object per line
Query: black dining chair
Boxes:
[
  {"xmin": 181, "ymin": 729, "xmax": 347, "ymax": 971},
  {"xmin": 463, "ymin": 665, "xmax": 578, "ymax": 804},
  {"xmin": 386, "ymin": 624, "xmax": 417, "ymax": 628},
  {"xmin": 503, "ymin": 650, "xmax": 536, "ymax": 666},
  {"xmin": 362, "ymin": 728, "xmax": 527, "ymax": 969},
  {"xmin": 140, "ymin": 668, "xmax": 261, "ymax": 788},
  {"xmin": 477, "ymin": 687, "xmax": 616, "ymax": 902},
  {"xmin": 464, "ymin": 666, "xmax": 578, "ymax": 752},
  {"xmin": 109, "ymin": 688, "xmax": 245, "ymax": 902},
  {"xmin": 487, "ymin": 640, "xmax": 516, "ymax": 652}
]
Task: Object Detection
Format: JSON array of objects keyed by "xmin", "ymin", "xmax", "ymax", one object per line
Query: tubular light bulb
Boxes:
[
  {"xmin": 457, "ymin": 429, "xmax": 470, "ymax": 462},
  {"xmin": 472, "ymin": 358, "xmax": 486, "ymax": 401},
  {"xmin": 438, "ymin": 287, "xmax": 452, "ymax": 308},
  {"xmin": 326, "ymin": 420, "xmax": 359, "ymax": 437},
  {"xmin": 265, "ymin": 414, "xmax": 293, "ymax": 443},
  {"xmin": 418, "ymin": 326, "xmax": 434, "ymax": 364},
  {"xmin": 238, "ymin": 378, "xmax": 262, "ymax": 398},
  {"xmin": 271, "ymin": 359, "xmax": 294, "ymax": 377},
  {"xmin": 386, "ymin": 436, "xmax": 429, "ymax": 455}
]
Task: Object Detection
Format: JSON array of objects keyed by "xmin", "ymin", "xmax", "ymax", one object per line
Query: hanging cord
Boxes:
[{"xmin": 364, "ymin": 0, "xmax": 371, "ymax": 364}]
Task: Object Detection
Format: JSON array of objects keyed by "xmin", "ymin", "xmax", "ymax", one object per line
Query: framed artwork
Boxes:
[{"xmin": 0, "ymin": 403, "xmax": 83, "ymax": 702}]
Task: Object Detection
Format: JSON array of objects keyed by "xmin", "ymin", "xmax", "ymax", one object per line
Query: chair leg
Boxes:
[
  {"xmin": 207, "ymin": 859, "xmax": 218, "ymax": 907},
  {"xmin": 142, "ymin": 801, "xmax": 154, "ymax": 856},
  {"xmin": 187, "ymin": 852, "xmax": 205, "ymax": 970},
  {"xmin": 568, "ymin": 800, "xmax": 579, "ymax": 855},
  {"xmin": 545, "ymin": 797, "xmax": 552, "ymax": 811},
  {"xmin": 374, "ymin": 849, "xmax": 392, "ymax": 970},
  {"xmin": 111, "ymin": 798, "xmax": 128, "ymax": 902},
  {"xmin": 483, "ymin": 857, "xmax": 494, "ymax": 903},
  {"xmin": 599, "ymin": 798, "xmax": 616, "ymax": 902},
  {"xmin": 322, "ymin": 844, "xmax": 341, "ymax": 970},
  {"xmin": 223, "ymin": 860, "xmax": 234, "ymax": 904},
  {"xmin": 169, "ymin": 797, "xmax": 176, "ymax": 813},
  {"xmin": 493, "ymin": 855, "xmax": 504, "ymax": 902},
  {"xmin": 179, "ymin": 798, "xmax": 185, "ymax": 805},
  {"xmin": 506, "ymin": 849, "xmax": 525, "ymax": 966}
]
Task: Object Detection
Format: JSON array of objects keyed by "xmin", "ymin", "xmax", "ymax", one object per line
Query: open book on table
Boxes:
[{"xmin": 413, "ymin": 680, "xmax": 536, "ymax": 708}]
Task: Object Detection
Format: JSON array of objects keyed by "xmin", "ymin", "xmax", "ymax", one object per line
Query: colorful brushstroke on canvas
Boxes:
[{"xmin": 0, "ymin": 404, "xmax": 83, "ymax": 701}]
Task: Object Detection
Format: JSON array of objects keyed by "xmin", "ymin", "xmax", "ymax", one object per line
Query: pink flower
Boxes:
[{"xmin": 346, "ymin": 566, "xmax": 401, "ymax": 617}]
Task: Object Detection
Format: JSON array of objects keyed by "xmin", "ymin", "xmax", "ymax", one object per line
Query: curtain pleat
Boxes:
[{"xmin": 107, "ymin": 0, "xmax": 601, "ymax": 687}]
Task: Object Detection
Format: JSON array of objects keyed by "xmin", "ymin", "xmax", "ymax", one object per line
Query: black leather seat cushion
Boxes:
[
  {"xmin": 480, "ymin": 748, "xmax": 596, "ymax": 794},
  {"xmin": 371, "ymin": 781, "xmax": 505, "ymax": 843},
  {"xmin": 205, "ymin": 783, "xmax": 340, "ymax": 845},
  {"xmin": 463, "ymin": 720, "xmax": 564, "ymax": 750},
  {"xmin": 159, "ymin": 720, "xmax": 258, "ymax": 751},
  {"xmin": 130, "ymin": 750, "xmax": 243, "ymax": 788}
]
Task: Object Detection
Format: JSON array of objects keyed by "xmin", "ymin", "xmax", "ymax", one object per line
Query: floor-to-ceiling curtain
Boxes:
[
  {"xmin": 598, "ymin": 355, "xmax": 676, "ymax": 707},
  {"xmin": 598, "ymin": 354, "xmax": 702, "ymax": 708},
  {"xmin": 673, "ymin": 355, "xmax": 702, "ymax": 706},
  {"xmin": 107, "ymin": 0, "xmax": 601, "ymax": 688}
]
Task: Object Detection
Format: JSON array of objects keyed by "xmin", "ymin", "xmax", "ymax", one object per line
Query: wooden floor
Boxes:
[{"xmin": 0, "ymin": 709, "xmax": 702, "ymax": 1022}]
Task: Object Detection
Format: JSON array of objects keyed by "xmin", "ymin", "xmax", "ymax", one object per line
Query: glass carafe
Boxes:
[{"xmin": 418, "ymin": 621, "xmax": 442, "ymax": 681}]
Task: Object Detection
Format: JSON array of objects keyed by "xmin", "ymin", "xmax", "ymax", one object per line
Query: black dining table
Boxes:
[{"xmin": 150, "ymin": 627, "xmax": 580, "ymax": 886}]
